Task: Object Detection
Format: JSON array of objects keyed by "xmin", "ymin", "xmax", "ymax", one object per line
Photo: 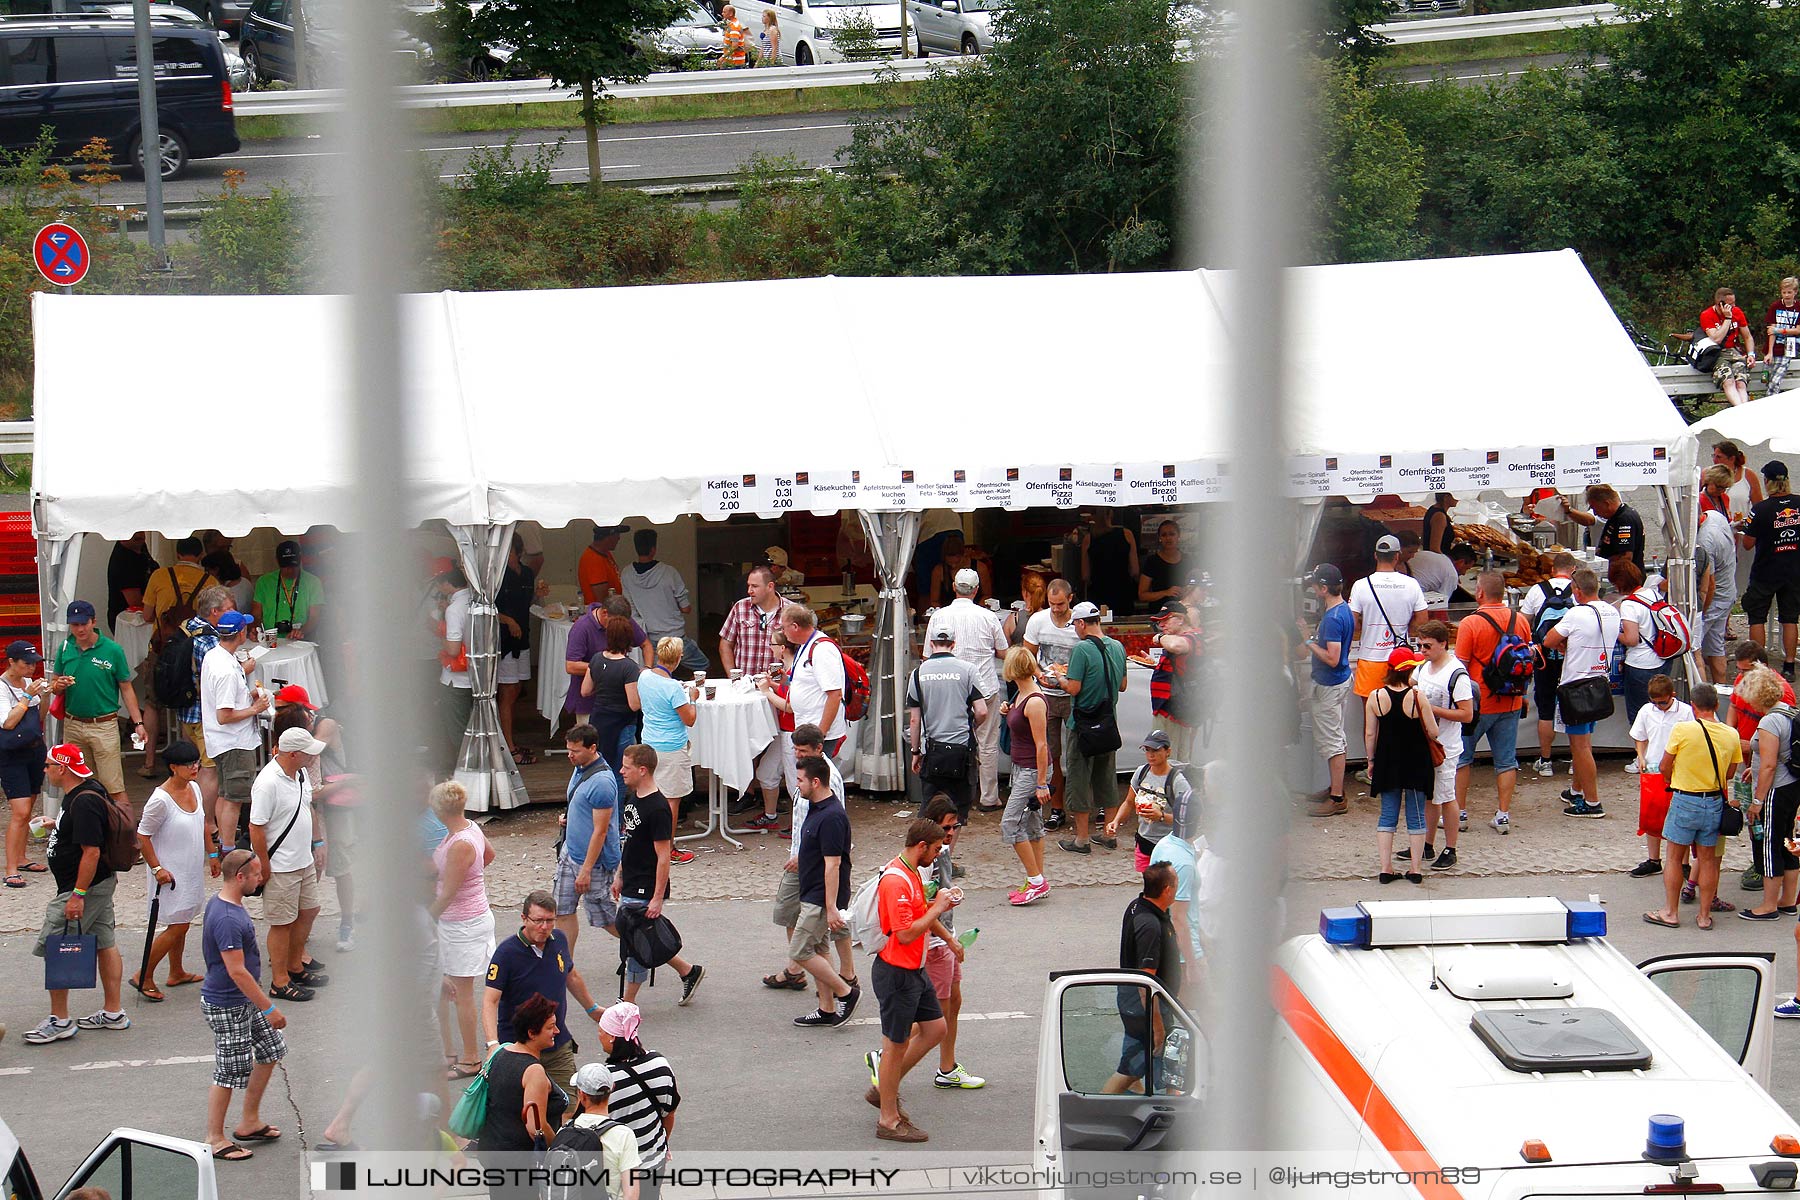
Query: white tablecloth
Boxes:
[
  {"xmin": 535, "ymin": 613, "xmax": 573, "ymax": 719},
  {"xmin": 688, "ymin": 684, "xmax": 779, "ymax": 794},
  {"xmin": 252, "ymin": 641, "xmax": 328, "ymax": 707},
  {"xmin": 114, "ymin": 616, "xmax": 153, "ymax": 673}
]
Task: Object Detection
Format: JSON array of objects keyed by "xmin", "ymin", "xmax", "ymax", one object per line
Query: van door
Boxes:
[
  {"xmin": 53, "ymin": 1129, "xmax": 217, "ymax": 1200},
  {"xmin": 1639, "ymin": 952, "xmax": 1775, "ymax": 1088},
  {"xmin": 40, "ymin": 34, "xmax": 123, "ymax": 157},
  {"xmin": 0, "ymin": 35, "xmax": 56, "ymax": 154},
  {"xmin": 1035, "ymin": 970, "xmax": 1204, "ymax": 1200}
]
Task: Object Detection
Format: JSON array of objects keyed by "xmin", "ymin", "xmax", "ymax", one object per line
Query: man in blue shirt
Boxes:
[
  {"xmin": 554, "ymin": 724, "xmax": 622, "ymax": 954},
  {"xmin": 1148, "ymin": 830, "xmax": 1201, "ymax": 982},
  {"xmin": 483, "ymin": 889, "xmax": 606, "ymax": 1096},
  {"xmin": 1299, "ymin": 564, "xmax": 1354, "ymax": 816}
]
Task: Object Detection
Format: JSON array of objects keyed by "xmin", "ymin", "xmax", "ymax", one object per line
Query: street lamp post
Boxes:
[{"xmin": 130, "ymin": 0, "xmax": 171, "ymax": 271}]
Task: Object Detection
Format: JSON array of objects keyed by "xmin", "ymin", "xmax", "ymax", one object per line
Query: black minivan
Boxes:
[{"xmin": 0, "ymin": 18, "xmax": 238, "ymax": 180}]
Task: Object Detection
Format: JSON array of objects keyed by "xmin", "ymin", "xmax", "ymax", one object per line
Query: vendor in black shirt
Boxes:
[
  {"xmin": 105, "ymin": 532, "xmax": 157, "ymax": 633},
  {"xmin": 496, "ymin": 533, "xmax": 538, "ymax": 765},
  {"xmin": 1105, "ymin": 863, "xmax": 1182, "ymax": 1095},
  {"xmin": 1138, "ymin": 519, "xmax": 1191, "ymax": 613},
  {"xmin": 1561, "ymin": 484, "xmax": 1644, "ymax": 569},
  {"xmin": 1741, "ymin": 460, "xmax": 1800, "ymax": 678}
]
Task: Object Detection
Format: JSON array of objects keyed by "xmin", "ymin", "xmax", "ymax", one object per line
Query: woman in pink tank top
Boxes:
[{"xmin": 429, "ymin": 780, "xmax": 496, "ymax": 1080}]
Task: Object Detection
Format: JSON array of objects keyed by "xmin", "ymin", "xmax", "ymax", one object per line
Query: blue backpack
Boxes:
[
  {"xmin": 1472, "ymin": 611, "xmax": 1534, "ymax": 699},
  {"xmin": 1530, "ymin": 581, "xmax": 1577, "ymax": 662}
]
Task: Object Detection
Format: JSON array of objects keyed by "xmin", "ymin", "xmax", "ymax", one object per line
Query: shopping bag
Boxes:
[{"xmin": 44, "ymin": 920, "xmax": 97, "ymax": 991}]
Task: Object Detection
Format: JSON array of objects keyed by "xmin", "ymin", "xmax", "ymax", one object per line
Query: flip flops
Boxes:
[
  {"xmin": 165, "ymin": 972, "xmax": 204, "ymax": 988},
  {"xmin": 446, "ymin": 1062, "xmax": 482, "ymax": 1080},
  {"xmin": 20, "ymin": 862, "xmax": 46, "ymax": 873},
  {"xmin": 211, "ymin": 1143, "xmax": 253, "ymax": 1162},
  {"xmin": 3, "ymin": 875, "xmax": 23, "ymax": 888},
  {"xmin": 1642, "ymin": 912, "xmax": 1680, "ymax": 928},
  {"xmin": 128, "ymin": 975, "xmax": 165, "ymax": 1002},
  {"xmin": 233, "ymin": 1125, "xmax": 281, "ymax": 1143}
]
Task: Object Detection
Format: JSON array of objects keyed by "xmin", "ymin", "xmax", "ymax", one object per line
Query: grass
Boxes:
[
  {"xmin": 1378, "ymin": 27, "xmax": 1582, "ymax": 69},
  {"xmin": 236, "ymin": 81, "xmax": 919, "ymax": 141}
]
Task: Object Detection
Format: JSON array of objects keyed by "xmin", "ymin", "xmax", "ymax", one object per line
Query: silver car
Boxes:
[
  {"xmin": 87, "ymin": 3, "xmax": 253, "ymax": 90},
  {"xmin": 907, "ymin": 0, "xmax": 999, "ymax": 56},
  {"xmin": 633, "ymin": 4, "xmax": 725, "ymax": 66}
]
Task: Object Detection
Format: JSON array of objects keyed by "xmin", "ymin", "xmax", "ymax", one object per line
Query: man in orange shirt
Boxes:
[
  {"xmin": 720, "ymin": 4, "xmax": 749, "ymax": 67},
  {"xmin": 1452, "ymin": 571, "xmax": 1531, "ymax": 834},
  {"xmin": 861, "ymin": 818, "xmax": 959, "ymax": 1143},
  {"xmin": 577, "ymin": 525, "xmax": 624, "ymax": 606}
]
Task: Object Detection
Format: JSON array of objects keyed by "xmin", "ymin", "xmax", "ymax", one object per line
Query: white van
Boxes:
[
  {"xmin": 0, "ymin": 1120, "xmax": 219, "ymax": 1200},
  {"xmin": 731, "ymin": 0, "xmax": 905, "ymax": 65},
  {"xmin": 1037, "ymin": 897, "xmax": 1800, "ymax": 1197}
]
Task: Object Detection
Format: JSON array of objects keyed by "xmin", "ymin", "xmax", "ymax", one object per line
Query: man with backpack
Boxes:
[
  {"xmin": 170, "ymin": 587, "xmax": 233, "ymax": 842},
  {"xmin": 781, "ymin": 605, "xmax": 848, "ymax": 758},
  {"xmin": 23, "ymin": 744, "xmax": 129, "ymax": 1044},
  {"xmin": 137, "ymin": 538, "xmax": 216, "ymax": 779},
  {"xmin": 1522, "ymin": 552, "xmax": 1580, "ymax": 782},
  {"xmin": 545, "ymin": 1064, "xmax": 641, "ymax": 1200},
  {"xmin": 49, "ymin": 601, "xmax": 149, "ymax": 806},
  {"xmin": 1453, "ymin": 571, "xmax": 1534, "ymax": 835}
]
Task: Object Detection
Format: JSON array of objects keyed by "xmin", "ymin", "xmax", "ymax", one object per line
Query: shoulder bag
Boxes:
[
  {"xmin": 1072, "ymin": 636, "xmax": 1123, "ymax": 757},
  {"xmin": 447, "ymin": 1043, "xmax": 510, "ymax": 1139},
  {"xmin": 245, "ymin": 772, "xmax": 307, "ymax": 899},
  {"xmin": 1700, "ymin": 723, "xmax": 1744, "ymax": 837},
  {"xmin": 1554, "ymin": 606, "xmax": 1616, "ymax": 726},
  {"xmin": 0, "ymin": 679, "xmax": 43, "ymax": 752}
]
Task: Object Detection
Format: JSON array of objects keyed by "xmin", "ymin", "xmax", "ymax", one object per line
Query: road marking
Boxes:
[
  {"xmin": 436, "ymin": 165, "xmax": 640, "ymax": 181},
  {"xmin": 222, "ymin": 121, "xmax": 858, "ymax": 164},
  {"xmin": 840, "ymin": 1010, "xmax": 1032, "ymax": 1028},
  {"xmin": 69, "ymin": 1054, "xmax": 214, "ymax": 1072},
  {"xmin": 1404, "ymin": 67, "xmax": 1526, "ymax": 84},
  {"xmin": 0, "ymin": 1067, "xmax": 30, "ymax": 1076}
]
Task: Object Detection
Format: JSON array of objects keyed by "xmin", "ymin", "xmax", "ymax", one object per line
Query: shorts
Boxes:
[
  {"xmin": 214, "ymin": 747, "xmax": 258, "ymax": 805},
  {"xmin": 787, "ymin": 902, "xmax": 838, "ymax": 962},
  {"xmin": 924, "ymin": 941, "xmax": 961, "ymax": 1001},
  {"xmin": 0, "ymin": 753, "xmax": 44, "ymax": 801},
  {"xmin": 1713, "ymin": 348, "xmax": 1751, "ymax": 385},
  {"xmin": 1533, "ymin": 658, "xmax": 1564, "ymax": 726},
  {"xmin": 322, "ymin": 806, "xmax": 356, "ymax": 878},
  {"xmin": 497, "ymin": 651, "xmax": 532, "ymax": 686},
  {"xmin": 1431, "ymin": 756, "xmax": 1458, "ymax": 806},
  {"xmin": 1701, "ymin": 596, "xmax": 1735, "ymax": 658},
  {"xmin": 551, "ymin": 851, "xmax": 617, "ymax": 930},
  {"xmin": 1002, "ymin": 766, "xmax": 1046, "ymax": 844},
  {"xmin": 772, "ymin": 865, "xmax": 803, "ymax": 928},
  {"xmin": 872, "ymin": 955, "xmax": 943, "ymax": 1044},
  {"xmin": 202, "ymin": 1000, "xmax": 287, "ymax": 1089},
  {"xmin": 1743, "ymin": 578, "xmax": 1800, "ymax": 627},
  {"xmin": 437, "ymin": 909, "xmax": 497, "ymax": 978},
  {"xmin": 1456, "ymin": 709, "xmax": 1520, "ymax": 772},
  {"xmin": 1760, "ymin": 781, "xmax": 1800, "ymax": 877},
  {"xmin": 132, "ymin": 645, "xmax": 158, "ymax": 696},
  {"xmin": 261, "ymin": 866, "xmax": 321, "ymax": 926},
  {"xmin": 1638, "ymin": 771, "xmax": 1672, "ymax": 839},
  {"xmin": 1152, "ymin": 714, "xmax": 1197, "ymax": 765},
  {"xmin": 1562, "ymin": 719, "xmax": 1597, "ymax": 738},
  {"xmin": 753, "ymin": 738, "xmax": 784, "ymax": 792},
  {"xmin": 1116, "ymin": 1023, "xmax": 1165, "ymax": 1083},
  {"xmin": 63, "ymin": 717, "xmax": 124, "ymax": 797},
  {"xmin": 539, "ymin": 1041, "xmax": 577, "ymax": 1097},
  {"xmin": 1353, "ymin": 659, "xmax": 1389, "ymax": 699},
  {"xmin": 1377, "ymin": 789, "xmax": 1428, "ymax": 835},
  {"xmin": 1663, "ymin": 789, "xmax": 1725, "ymax": 849},
  {"xmin": 32, "ymin": 875, "xmax": 117, "ymax": 957},
  {"xmin": 178, "ymin": 720, "xmax": 215, "ymax": 769},
  {"xmin": 652, "ymin": 744, "xmax": 693, "ymax": 800},
  {"xmin": 1062, "ymin": 738, "xmax": 1116, "ymax": 815},
  {"xmin": 1309, "ymin": 679, "xmax": 1351, "ymax": 759}
]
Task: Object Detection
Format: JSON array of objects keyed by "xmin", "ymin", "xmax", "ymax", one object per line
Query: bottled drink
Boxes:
[{"xmin": 956, "ymin": 927, "xmax": 979, "ymax": 950}]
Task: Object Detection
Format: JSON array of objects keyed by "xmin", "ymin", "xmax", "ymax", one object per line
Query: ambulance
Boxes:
[
  {"xmin": 0, "ymin": 1120, "xmax": 219, "ymax": 1200},
  {"xmin": 1035, "ymin": 897, "xmax": 1800, "ymax": 1198}
]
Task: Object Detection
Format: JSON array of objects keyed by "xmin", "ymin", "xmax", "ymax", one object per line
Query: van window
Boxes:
[
  {"xmin": 255, "ymin": 0, "xmax": 291, "ymax": 21},
  {"xmin": 5, "ymin": 38, "xmax": 53, "ymax": 87},
  {"xmin": 48, "ymin": 36, "xmax": 115, "ymax": 84},
  {"xmin": 114, "ymin": 36, "xmax": 213, "ymax": 80},
  {"xmin": 6, "ymin": 1148, "xmax": 44, "ymax": 1200},
  {"xmin": 1060, "ymin": 980, "xmax": 1199, "ymax": 1098},
  {"xmin": 65, "ymin": 1138, "xmax": 199, "ymax": 1200},
  {"xmin": 1650, "ymin": 963, "xmax": 1761, "ymax": 1063}
]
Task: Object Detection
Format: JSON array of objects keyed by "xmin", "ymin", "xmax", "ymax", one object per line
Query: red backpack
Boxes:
[
  {"xmin": 1645, "ymin": 597, "xmax": 1691, "ymax": 661},
  {"xmin": 805, "ymin": 635, "xmax": 870, "ymax": 724}
]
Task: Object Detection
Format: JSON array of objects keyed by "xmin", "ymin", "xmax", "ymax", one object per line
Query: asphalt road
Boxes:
[{"xmin": 6, "ymin": 868, "xmax": 1798, "ymax": 1198}]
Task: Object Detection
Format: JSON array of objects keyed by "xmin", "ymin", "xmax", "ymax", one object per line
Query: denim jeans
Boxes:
[
  {"xmin": 1377, "ymin": 788, "xmax": 1428, "ymax": 834},
  {"xmin": 1623, "ymin": 661, "xmax": 1665, "ymax": 726}
]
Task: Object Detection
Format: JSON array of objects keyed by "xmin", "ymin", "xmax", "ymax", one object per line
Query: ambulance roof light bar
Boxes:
[{"xmin": 1320, "ymin": 897, "xmax": 1607, "ymax": 950}]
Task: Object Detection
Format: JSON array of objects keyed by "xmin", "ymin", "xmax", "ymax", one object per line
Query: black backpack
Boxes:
[
  {"xmin": 153, "ymin": 625, "xmax": 200, "ymax": 710},
  {"xmin": 1780, "ymin": 704, "xmax": 1800, "ymax": 776},
  {"xmin": 542, "ymin": 1119, "xmax": 624, "ymax": 1200}
]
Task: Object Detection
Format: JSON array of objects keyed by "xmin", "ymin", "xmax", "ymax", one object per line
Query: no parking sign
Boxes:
[{"xmin": 32, "ymin": 223, "xmax": 90, "ymax": 288}]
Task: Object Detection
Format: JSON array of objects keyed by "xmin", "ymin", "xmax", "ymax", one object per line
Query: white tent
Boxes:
[
  {"xmin": 1686, "ymin": 391, "xmax": 1800, "ymax": 459},
  {"xmin": 30, "ymin": 248, "xmax": 1696, "ymax": 803}
]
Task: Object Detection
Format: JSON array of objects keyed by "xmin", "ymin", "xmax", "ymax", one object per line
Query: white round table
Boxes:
[
  {"xmin": 252, "ymin": 640, "xmax": 328, "ymax": 707},
  {"xmin": 534, "ymin": 611, "xmax": 573, "ymax": 720},
  {"xmin": 678, "ymin": 682, "xmax": 780, "ymax": 849},
  {"xmin": 113, "ymin": 615, "xmax": 153, "ymax": 674}
]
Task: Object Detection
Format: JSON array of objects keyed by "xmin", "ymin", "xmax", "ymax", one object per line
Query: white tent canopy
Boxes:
[
  {"xmin": 32, "ymin": 248, "xmax": 1691, "ymax": 539},
  {"xmin": 1687, "ymin": 391, "xmax": 1800, "ymax": 459}
]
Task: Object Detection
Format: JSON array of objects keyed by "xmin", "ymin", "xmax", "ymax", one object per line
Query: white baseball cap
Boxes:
[
  {"xmin": 1071, "ymin": 601, "xmax": 1101, "ymax": 620},
  {"xmin": 953, "ymin": 567, "xmax": 981, "ymax": 593},
  {"xmin": 573, "ymin": 1063, "xmax": 617, "ymax": 1096}
]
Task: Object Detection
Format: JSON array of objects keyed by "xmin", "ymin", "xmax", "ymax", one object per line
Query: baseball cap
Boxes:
[
  {"xmin": 276, "ymin": 727, "xmax": 328, "ymax": 755},
  {"xmin": 954, "ymin": 567, "xmax": 981, "ymax": 593},
  {"xmin": 275, "ymin": 539, "xmax": 302, "ymax": 566},
  {"xmin": 930, "ymin": 627, "xmax": 956, "ymax": 644},
  {"xmin": 48, "ymin": 743, "xmax": 92, "ymax": 777},
  {"xmin": 66, "ymin": 599, "xmax": 96, "ymax": 624},
  {"xmin": 1151, "ymin": 599, "xmax": 1186, "ymax": 620},
  {"xmin": 1387, "ymin": 646, "xmax": 1425, "ymax": 671},
  {"xmin": 1070, "ymin": 601, "xmax": 1101, "ymax": 620},
  {"xmin": 4, "ymin": 639, "xmax": 41, "ymax": 664},
  {"xmin": 1141, "ymin": 729, "xmax": 1171, "ymax": 751},
  {"xmin": 1763, "ymin": 460, "xmax": 1790, "ymax": 482},
  {"xmin": 213, "ymin": 610, "xmax": 254, "ymax": 634},
  {"xmin": 1374, "ymin": 534, "xmax": 1402, "ymax": 555},
  {"xmin": 274, "ymin": 684, "xmax": 318, "ymax": 710},
  {"xmin": 1306, "ymin": 563, "xmax": 1343, "ymax": 588},
  {"xmin": 573, "ymin": 1063, "xmax": 617, "ymax": 1097}
]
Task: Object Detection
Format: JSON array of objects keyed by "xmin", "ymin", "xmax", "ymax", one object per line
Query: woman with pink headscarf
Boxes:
[{"xmin": 594, "ymin": 1002, "xmax": 681, "ymax": 1197}]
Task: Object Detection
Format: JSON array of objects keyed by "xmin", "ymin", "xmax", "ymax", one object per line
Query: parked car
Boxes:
[
  {"xmin": 86, "ymin": 4, "xmax": 252, "ymax": 91},
  {"xmin": 632, "ymin": 3, "xmax": 725, "ymax": 66},
  {"xmin": 238, "ymin": 0, "xmax": 435, "ymax": 87},
  {"xmin": 731, "ymin": 0, "xmax": 905, "ymax": 65},
  {"xmin": 906, "ymin": 0, "xmax": 998, "ymax": 56},
  {"xmin": 1, "ymin": 1116, "xmax": 222, "ymax": 1200},
  {"xmin": 0, "ymin": 16, "xmax": 239, "ymax": 179}
]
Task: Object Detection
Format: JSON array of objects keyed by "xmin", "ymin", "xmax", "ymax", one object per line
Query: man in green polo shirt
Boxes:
[
  {"xmin": 252, "ymin": 540, "xmax": 325, "ymax": 640},
  {"xmin": 50, "ymin": 600, "xmax": 146, "ymax": 802},
  {"xmin": 1054, "ymin": 601, "xmax": 1127, "ymax": 856}
]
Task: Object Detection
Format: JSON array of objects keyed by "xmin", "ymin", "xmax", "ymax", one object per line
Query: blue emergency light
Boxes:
[
  {"xmin": 1645, "ymin": 1114, "xmax": 1687, "ymax": 1162},
  {"xmin": 1319, "ymin": 899, "xmax": 1608, "ymax": 950},
  {"xmin": 1319, "ymin": 906, "xmax": 1371, "ymax": 948},
  {"xmin": 1564, "ymin": 900, "xmax": 1608, "ymax": 939}
]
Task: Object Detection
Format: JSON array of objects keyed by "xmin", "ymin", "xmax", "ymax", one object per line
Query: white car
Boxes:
[
  {"xmin": 731, "ymin": 0, "xmax": 906, "ymax": 66},
  {"xmin": 906, "ymin": 0, "xmax": 998, "ymax": 56},
  {"xmin": 1, "ymin": 1119, "xmax": 220, "ymax": 1200}
]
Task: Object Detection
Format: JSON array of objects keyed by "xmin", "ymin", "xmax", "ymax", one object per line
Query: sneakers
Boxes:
[
  {"xmin": 1308, "ymin": 797, "xmax": 1348, "ymax": 817},
  {"xmin": 1431, "ymin": 847, "xmax": 1457, "ymax": 871},
  {"xmin": 1533, "ymin": 758, "xmax": 1554, "ymax": 778},
  {"xmin": 1058, "ymin": 838, "xmax": 1091, "ymax": 855},
  {"xmin": 1043, "ymin": 811, "xmax": 1066, "ymax": 831},
  {"xmin": 22, "ymin": 1016, "xmax": 76, "ymax": 1044},
  {"xmin": 1093, "ymin": 835, "xmax": 1118, "ymax": 850},
  {"xmin": 1009, "ymin": 880, "xmax": 1050, "ymax": 906},
  {"xmin": 1458, "ymin": 810, "xmax": 1468, "ymax": 832},
  {"xmin": 670, "ymin": 848, "xmax": 697, "ymax": 865},
  {"xmin": 1777, "ymin": 997, "xmax": 1800, "ymax": 1020},
  {"xmin": 1395, "ymin": 845, "xmax": 1434, "ymax": 862},
  {"xmin": 1629, "ymin": 858, "xmax": 1663, "ymax": 878},
  {"xmin": 865, "ymin": 1048, "xmax": 882, "ymax": 1088},
  {"xmin": 794, "ymin": 1009, "xmax": 840, "ymax": 1028},
  {"xmin": 1559, "ymin": 788, "xmax": 1586, "ymax": 804},
  {"xmin": 934, "ymin": 1063, "xmax": 986, "ymax": 1089},
  {"xmin": 835, "ymin": 982, "xmax": 861, "ymax": 1022},
  {"xmin": 745, "ymin": 813, "xmax": 782, "ymax": 831},
  {"xmin": 1742, "ymin": 867, "xmax": 1765, "ymax": 892},
  {"xmin": 1562, "ymin": 799, "xmax": 1606, "ymax": 818},
  {"xmin": 75, "ymin": 1010, "xmax": 130, "ymax": 1031},
  {"xmin": 1739, "ymin": 908, "xmax": 1783, "ymax": 921},
  {"xmin": 1624, "ymin": 760, "xmax": 1641, "ymax": 775},
  {"xmin": 336, "ymin": 930, "xmax": 355, "ymax": 953},
  {"xmin": 678, "ymin": 964, "xmax": 705, "ymax": 1006},
  {"xmin": 1490, "ymin": 812, "xmax": 1510, "ymax": 835}
]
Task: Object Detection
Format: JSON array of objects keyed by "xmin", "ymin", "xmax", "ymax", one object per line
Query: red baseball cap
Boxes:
[
  {"xmin": 48, "ymin": 743, "xmax": 92, "ymax": 778},
  {"xmin": 1387, "ymin": 647, "xmax": 1425, "ymax": 671},
  {"xmin": 273, "ymin": 684, "xmax": 318, "ymax": 711}
]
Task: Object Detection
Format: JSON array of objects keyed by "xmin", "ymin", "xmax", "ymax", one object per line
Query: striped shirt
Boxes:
[{"xmin": 606, "ymin": 1051, "xmax": 680, "ymax": 1168}]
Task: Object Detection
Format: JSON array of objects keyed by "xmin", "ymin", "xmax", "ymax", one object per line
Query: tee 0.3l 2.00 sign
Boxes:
[{"xmin": 33, "ymin": 223, "xmax": 90, "ymax": 287}]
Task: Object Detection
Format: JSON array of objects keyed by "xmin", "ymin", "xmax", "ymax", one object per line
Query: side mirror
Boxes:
[
  {"xmin": 218, "ymin": 30, "xmax": 230, "ymax": 41},
  {"xmin": 942, "ymin": 0, "xmax": 959, "ymax": 9}
]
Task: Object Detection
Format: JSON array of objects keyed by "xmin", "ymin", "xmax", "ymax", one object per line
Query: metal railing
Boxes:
[{"xmin": 232, "ymin": 3, "xmax": 1617, "ymax": 117}]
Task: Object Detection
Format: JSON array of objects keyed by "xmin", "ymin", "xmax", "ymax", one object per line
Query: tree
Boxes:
[{"xmin": 471, "ymin": 0, "xmax": 690, "ymax": 192}]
